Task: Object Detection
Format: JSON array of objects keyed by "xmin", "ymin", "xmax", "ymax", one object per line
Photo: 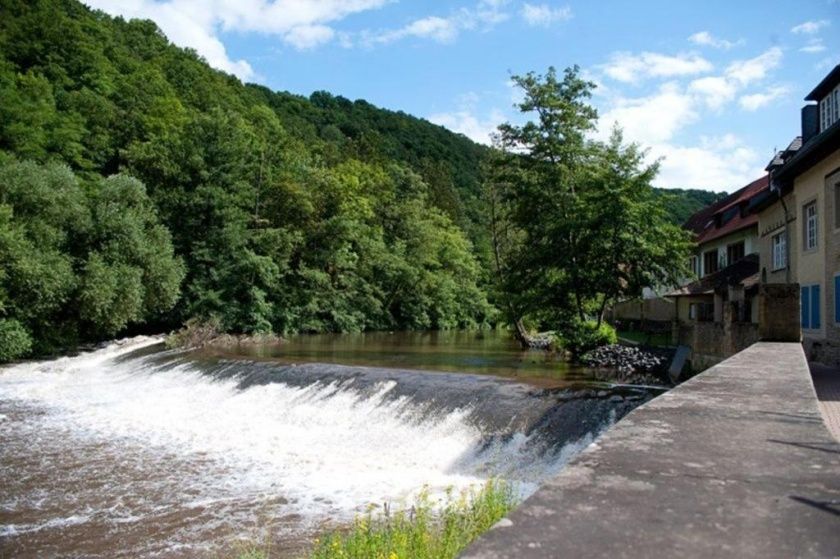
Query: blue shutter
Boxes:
[
  {"xmin": 835, "ymin": 276, "xmax": 840, "ymax": 324},
  {"xmin": 812, "ymin": 284, "xmax": 821, "ymax": 329},
  {"xmin": 802, "ymin": 286, "xmax": 811, "ymax": 329}
]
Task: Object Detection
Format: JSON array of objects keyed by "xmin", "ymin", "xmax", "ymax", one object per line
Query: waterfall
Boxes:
[{"xmin": 0, "ymin": 337, "xmax": 645, "ymax": 557}]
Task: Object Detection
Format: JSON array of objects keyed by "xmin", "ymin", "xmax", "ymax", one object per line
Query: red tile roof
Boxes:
[{"xmin": 682, "ymin": 175, "xmax": 769, "ymax": 245}]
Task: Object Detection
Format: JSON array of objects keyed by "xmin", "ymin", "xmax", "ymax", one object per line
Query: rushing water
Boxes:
[{"xmin": 0, "ymin": 333, "xmax": 655, "ymax": 558}]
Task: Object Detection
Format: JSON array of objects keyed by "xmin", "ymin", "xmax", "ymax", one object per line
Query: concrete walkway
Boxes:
[
  {"xmin": 462, "ymin": 343, "xmax": 840, "ymax": 559},
  {"xmin": 811, "ymin": 362, "xmax": 840, "ymax": 442}
]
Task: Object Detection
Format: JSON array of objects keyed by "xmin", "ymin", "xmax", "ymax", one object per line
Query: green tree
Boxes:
[
  {"xmin": 0, "ymin": 160, "xmax": 183, "ymax": 359},
  {"xmin": 492, "ymin": 67, "xmax": 691, "ymax": 339}
]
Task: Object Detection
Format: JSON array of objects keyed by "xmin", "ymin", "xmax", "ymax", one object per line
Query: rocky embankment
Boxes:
[{"xmin": 582, "ymin": 345, "xmax": 672, "ymax": 385}]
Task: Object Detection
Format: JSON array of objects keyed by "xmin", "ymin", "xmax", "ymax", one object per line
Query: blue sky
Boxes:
[{"xmin": 86, "ymin": 0, "xmax": 838, "ymax": 191}]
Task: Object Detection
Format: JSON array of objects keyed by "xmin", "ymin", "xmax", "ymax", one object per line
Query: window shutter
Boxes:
[
  {"xmin": 812, "ymin": 284, "xmax": 821, "ymax": 329},
  {"xmin": 802, "ymin": 286, "xmax": 810, "ymax": 328},
  {"xmin": 835, "ymin": 276, "xmax": 840, "ymax": 324}
]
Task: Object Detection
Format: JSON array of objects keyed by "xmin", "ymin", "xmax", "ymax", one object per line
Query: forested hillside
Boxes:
[
  {"xmin": 0, "ymin": 0, "xmax": 722, "ymax": 360},
  {"xmin": 655, "ymin": 188, "xmax": 727, "ymax": 225}
]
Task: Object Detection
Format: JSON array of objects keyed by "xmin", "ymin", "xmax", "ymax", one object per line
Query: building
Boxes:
[
  {"xmin": 757, "ymin": 64, "xmax": 840, "ymax": 363},
  {"xmin": 668, "ymin": 175, "xmax": 769, "ymax": 325}
]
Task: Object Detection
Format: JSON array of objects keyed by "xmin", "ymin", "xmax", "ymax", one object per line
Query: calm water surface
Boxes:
[{"xmin": 216, "ymin": 329, "xmax": 595, "ymax": 386}]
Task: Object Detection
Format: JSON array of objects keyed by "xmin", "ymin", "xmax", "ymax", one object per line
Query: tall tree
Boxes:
[{"xmin": 491, "ymin": 67, "xmax": 691, "ymax": 337}]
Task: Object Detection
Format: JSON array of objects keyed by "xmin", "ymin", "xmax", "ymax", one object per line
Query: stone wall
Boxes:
[
  {"xmin": 757, "ymin": 283, "xmax": 801, "ymax": 341},
  {"xmin": 676, "ymin": 316, "xmax": 760, "ymax": 371}
]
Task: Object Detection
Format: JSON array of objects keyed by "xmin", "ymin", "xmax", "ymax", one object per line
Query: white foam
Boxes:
[{"xmin": 0, "ymin": 337, "xmax": 598, "ymax": 535}]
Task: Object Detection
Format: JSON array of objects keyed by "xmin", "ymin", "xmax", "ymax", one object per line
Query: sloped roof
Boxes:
[
  {"xmin": 805, "ymin": 64, "xmax": 840, "ymax": 101},
  {"xmin": 682, "ymin": 175, "xmax": 769, "ymax": 245},
  {"xmin": 766, "ymin": 136, "xmax": 803, "ymax": 171},
  {"xmin": 666, "ymin": 253, "xmax": 760, "ymax": 297}
]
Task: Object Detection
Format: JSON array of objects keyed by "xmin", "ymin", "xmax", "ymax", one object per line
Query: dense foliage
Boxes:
[
  {"xmin": 0, "ymin": 160, "xmax": 183, "ymax": 358},
  {"xmin": 0, "ymin": 0, "xmax": 716, "ymax": 360},
  {"xmin": 0, "ymin": 0, "xmax": 495, "ymax": 359},
  {"xmin": 487, "ymin": 67, "xmax": 694, "ymax": 344},
  {"xmin": 655, "ymin": 188, "xmax": 727, "ymax": 225}
]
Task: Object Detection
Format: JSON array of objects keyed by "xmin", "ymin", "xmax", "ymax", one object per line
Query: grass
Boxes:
[
  {"xmin": 310, "ymin": 481, "xmax": 516, "ymax": 559},
  {"xmin": 235, "ymin": 480, "xmax": 517, "ymax": 559}
]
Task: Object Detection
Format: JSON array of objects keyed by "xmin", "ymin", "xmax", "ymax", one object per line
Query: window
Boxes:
[
  {"xmin": 804, "ymin": 201, "xmax": 818, "ymax": 251},
  {"xmin": 726, "ymin": 241, "xmax": 745, "ymax": 266},
  {"xmin": 703, "ymin": 249, "xmax": 719, "ymax": 276},
  {"xmin": 820, "ymin": 84, "xmax": 840, "ymax": 132},
  {"xmin": 801, "ymin": 284, "xmax": 821, "ymax": 330},
  {"xmin": 771, "ymin": 232, "xmax": 787, "ymax": 270},
  {"xmin": 689, "ymin": 256, "xmax": 699, "ymax": 276}
]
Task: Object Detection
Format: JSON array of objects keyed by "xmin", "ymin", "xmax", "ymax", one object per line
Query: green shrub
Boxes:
[
  {"xmin": 308, "ymin": 480, "xmax": 516, "ymax": 559},
  {"xmin": 557, "ymin": 319, "xmax": 617, "ymax": 358},
  {"xmin": 165, "ymin": 317, "xmax": 223, "ymax": 349},
  {"xmin": 0, "ymin": 319, "xmax": 32, "ymax": 362}
]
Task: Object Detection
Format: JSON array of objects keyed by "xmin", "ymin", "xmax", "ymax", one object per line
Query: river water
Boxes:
[{"xmin": 0, "ymin": 332, "xmax": 656, "ymax": 558}]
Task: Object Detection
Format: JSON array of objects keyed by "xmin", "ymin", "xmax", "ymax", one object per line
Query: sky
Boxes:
[{"xmin": 84, "ymin": 0, "xmax": 839, "ymax": 192}]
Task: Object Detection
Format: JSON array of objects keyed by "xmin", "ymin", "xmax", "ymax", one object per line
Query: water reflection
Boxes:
[{"xmin": 211, "ymin": 329, "xmax": 594, "ymax": 385}]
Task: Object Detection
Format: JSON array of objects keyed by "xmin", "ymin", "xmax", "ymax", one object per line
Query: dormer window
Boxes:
[{"xmin": 820, "ymin": 83, "xmax": 840, "ymax": 132}]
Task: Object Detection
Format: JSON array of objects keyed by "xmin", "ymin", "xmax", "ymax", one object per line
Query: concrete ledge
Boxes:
[{"xmin": 462, "ymin": 343, "xmax": 840, "ymax": 558}]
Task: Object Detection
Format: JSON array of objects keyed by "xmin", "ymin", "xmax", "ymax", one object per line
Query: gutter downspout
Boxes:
[{"xmin": 774, "ymin": 174, "xmax": 793, "ymax": 284}]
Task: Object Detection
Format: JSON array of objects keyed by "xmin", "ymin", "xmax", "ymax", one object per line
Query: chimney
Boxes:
[{"xmin": 802, "ymin": 104, "xmax": 819, "ymax": 144}]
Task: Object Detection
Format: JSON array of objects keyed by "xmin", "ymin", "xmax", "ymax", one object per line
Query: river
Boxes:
[{"xmin": 0, "ymin": 331, "xmax": 657, "ymax": 558}]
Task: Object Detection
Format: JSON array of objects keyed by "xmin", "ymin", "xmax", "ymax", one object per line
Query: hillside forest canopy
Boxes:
[{"xmin": 0, "ymin": 0, "xmax": 711, "ymax": 361}]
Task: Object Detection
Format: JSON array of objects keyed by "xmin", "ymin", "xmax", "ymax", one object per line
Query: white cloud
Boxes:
[
  {"xmin": 651, "ymin": 139, "xmax": 763, "ymax": 190},
  {"xmin": 800, "ymin": 38, "xmax": 826, "ymax": 53},
  {"xmin": 368, "ymin": 16, "xmax": 459, "ymax": 44},
  {"xmin": 791, "ymin": 19, "xmax": 830, "ymax": 34},
  {"xmin": 597, "ymin": 82, "xmax": 698, "ymax": 145},
  {"xmin": 358, "ymin": 0, "xmax": 509, "ymax": 47},
  {"xmin": 601, "ymin": 51, "xmax": 713, "ymax": 84},
  {"xmin": 724, "ymin": 46, "xmax": 783, "ymax": 86},
  {"xmin": 738, "ymin": 85, "xmax": 790, "ymax": 111},
  {"xmin": 83, "ymin": 0, "xmax": 392, "ymax": 79},
  {"xmin": 688, "ymin": 76, "xmax": 738, "ymax": 110},
  {"xmin": 284, "ymin": 25, "xmax": 335, "ymax": 50},
  {"xmin": 520, "ymin": 3, "xmax": 573, "ymax": 27},
  {"xmin": 688, "ymin": 31, "xmax": 743, "ymax": 50},
  {"xmin": 593, "ymin": 47, "xmax": 786, "ymax": 190},
  {"xmin": 429, "ymin": 108, "xmax": 507, "ymax": 145}
]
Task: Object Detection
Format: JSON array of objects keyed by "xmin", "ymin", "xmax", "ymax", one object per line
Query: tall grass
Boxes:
[{"xmin": 309, "ymin": 480, "xmax": 516, "ymax": 559}]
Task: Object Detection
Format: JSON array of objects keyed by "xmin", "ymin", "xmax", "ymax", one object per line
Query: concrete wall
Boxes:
[
  {"xmin": 462, "ymin": 342, "xmax": 840, "ymax": 559},
  {"xmin": 676, "ymin": 311, "xmax": 760, "ymax": 370}
]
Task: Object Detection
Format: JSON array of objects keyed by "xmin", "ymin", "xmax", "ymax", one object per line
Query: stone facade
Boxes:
[{"xmin": 757, "ymin": 284, "xmax": 801, "ymax": 342}]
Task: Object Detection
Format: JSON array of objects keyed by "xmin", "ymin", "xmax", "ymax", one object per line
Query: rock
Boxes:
[{"xmin": 580, "ymin": 344, "xmax": 673, "ymax": 385}]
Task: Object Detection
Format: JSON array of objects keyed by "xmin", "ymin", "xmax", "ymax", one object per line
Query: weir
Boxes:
[
  {"xmin": 0, "ymin": 337, "xmax": 654, "ymax": 558},
  {"xmin": 462, "ymin": 342, "xmax": 840, "ymax": 558}
]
